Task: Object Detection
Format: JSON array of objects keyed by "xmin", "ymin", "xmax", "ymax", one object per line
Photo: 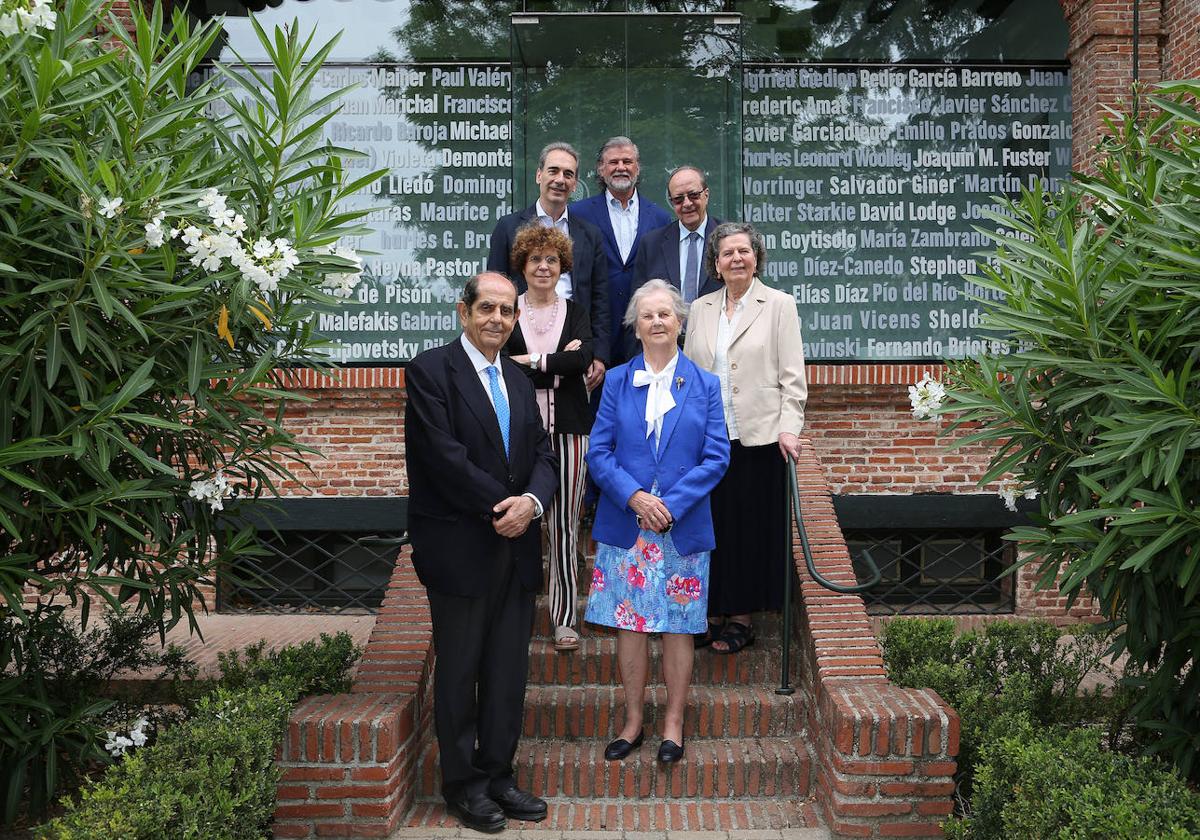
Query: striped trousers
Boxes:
[{"xmin": 546, "ymin": 432, "xmax": 589, "ymax": 629}]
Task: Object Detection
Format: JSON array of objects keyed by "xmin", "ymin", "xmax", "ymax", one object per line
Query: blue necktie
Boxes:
[
  {"xmin": 684, "ymin": 231, "xmax": 701, "ymax": 303},
  {"xmin": 486, "ymin": 366, "xmax": 510, "ymax": 456}
]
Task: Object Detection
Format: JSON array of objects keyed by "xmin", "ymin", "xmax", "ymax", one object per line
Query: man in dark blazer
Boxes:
[
  {"xmin": 570, "ymin": 136, "xmax": 672, "ymax": 367},
  {"xmin": 404, "ymin": 272, "xmax": 559, "ymax": 834},
  {"xmin": 486, "ymin": 141, "xmax": 611, "ymax": 385},
  {"xmin": 630, "ymin": 165, "xmax": 724, "ymax": 354}
]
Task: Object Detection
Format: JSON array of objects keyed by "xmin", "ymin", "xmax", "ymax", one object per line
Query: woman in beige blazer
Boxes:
[{"xmin": 682, "ymin": 221, "xmax": 808, "ymax": 653}]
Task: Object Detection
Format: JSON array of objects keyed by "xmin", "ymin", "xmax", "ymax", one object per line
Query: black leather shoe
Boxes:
[
  {"xmin": 490, "ymin": 785, "xmax": 548, "ymax": 822},
  {"xmin": 657, "ymin": 738, "xmax": 685, "ymax": 763},
  {"xmin": 445, "ymin": 790, "xmax": 506, "ymax": 833},
  {"xmin": 603, "ymin": 730, "xmax": 645, "ymax": 761}
]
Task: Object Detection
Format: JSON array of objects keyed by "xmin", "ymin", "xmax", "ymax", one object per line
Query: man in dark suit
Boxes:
[
  {"xmin": 631, "ymin": 164, "xmax": 724, "ymax": 305},
  {"xmin": 570, "ymin": 136, "xmax": 672, "ymax": 367},
  {"xmin": 404, "ymin": 272, "xmax": 559, "ymax": 834},
  {"xmin": 629, "ymin": 166, "xmax": 724, "ymax": 356},
  {"xmin": 486, "ymin": 142, "xmax": 611, "ymax": 389}
]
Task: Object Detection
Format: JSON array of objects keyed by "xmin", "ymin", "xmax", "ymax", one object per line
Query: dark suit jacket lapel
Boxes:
[
  {"xmin": 656, "ymin": 355, "xmax": 694, "ymax": 458},
  {"xmin": 449, "ymin": 339, "xmax": 508, "ymax": 463},
  {"xmin": 661, "ymin": 223, "xmax": 682, "ymax": 287},
  {"xmin": 592, "ymin": 196, "xmax": 621, "ymax": 266},
  {"xmin": 630, "ymin": 195, "xmax": 657, "ymax": 267}
]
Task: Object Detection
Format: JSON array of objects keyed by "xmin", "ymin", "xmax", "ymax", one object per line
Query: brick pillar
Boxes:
[
  {"xmin": 1061, "ymin": 0, "xmax": 1166, "ymax": 173},
  {"xmin": 1161, "ymin": 0, "xmax": 1200, "ymax": 77}
]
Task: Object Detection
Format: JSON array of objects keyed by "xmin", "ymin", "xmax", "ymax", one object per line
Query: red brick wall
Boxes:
[{"xmin": 1162, "ymin": 0, "xmax": 1200, "ymax": 78}]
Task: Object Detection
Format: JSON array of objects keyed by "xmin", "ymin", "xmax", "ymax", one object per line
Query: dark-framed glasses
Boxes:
[{"xmin": 668, "ymin": 189, "xmax": 706, "ymax": 206}]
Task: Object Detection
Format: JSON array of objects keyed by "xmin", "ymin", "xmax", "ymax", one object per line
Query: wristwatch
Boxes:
[{"xmin": 528, "ymin": 353, "xmax": 541, "ymax": 370}]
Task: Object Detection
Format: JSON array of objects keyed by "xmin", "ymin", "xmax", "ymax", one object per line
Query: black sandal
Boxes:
[
  {"xmin": 712, "ymin": 621, "xmax": 755, "ymax": 655},
  {"xmin": 694, "ymin": 620, "xmax": 724, "ymax": 648}
]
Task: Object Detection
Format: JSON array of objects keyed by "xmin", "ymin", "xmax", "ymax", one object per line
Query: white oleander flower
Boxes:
[
  {"xmin": 196, "ymin": 187, "xmax": 222, "ymax": 210},
  {"xmin": 144, "ymin": 211, "xmax": 167, "ymax": 248},
  {"xmin": 318, "ymin": 244, "xmax": 364, "ymax": 299},
  {"xmin": 0, "ymin": 0, "xmax": 55, "ymax": 36},
  {"xmin": 180, "ymin": 225, "xmax": 202, "ymax": 247},
  {"xmin": 998, "ymin": 479, "xmax": 1020, "ymax": 512},
  {"xmin": 227, "ymin": 213, "xmax": 247, "ymax": 235},
  {"xmin": 188, "ymin": 470, "xmax": 234, "ymax": 512},
  {"xmin": 98, "ymin": 196, "xmax": 123, "ymax": 219},
  {"xmin": 104, "ymin": 731, "xmax": 134, "ymax": 757},
  {"xmin": 908, "ymin": 375, "xmax": 946, "ymax": 420}
]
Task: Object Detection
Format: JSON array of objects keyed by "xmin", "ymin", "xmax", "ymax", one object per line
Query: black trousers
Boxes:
[{"xmin": 425, "ymin": 544, "xmax": 535, "ymax": 800}]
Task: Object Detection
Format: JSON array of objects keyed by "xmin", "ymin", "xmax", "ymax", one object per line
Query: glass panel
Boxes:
[
  {"xmin": 209, "ymin": 0, "xmax": 519, "ymax": 63},
  {"xmin": 921, "ymin": 537, "xmax": 986, "ymax": 583},
  {"xmin": 511, "ymin": 13, "xmax": 742, "ymax": 221},
  {"xmin": 742, "ymin": 62, "xmax": 1070, "ymax": 360},
  {"xmin": 738, "ymin": 0, "xmax": 1069, "ymax": 62}
]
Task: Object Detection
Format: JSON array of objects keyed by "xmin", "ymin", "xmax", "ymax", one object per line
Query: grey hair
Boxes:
[
  {"xmin": 597, "ymin": 136, "xmax": 639, "ymax": 164},
  {"xmin": 665, "ymin": 164, "xmax": 707, "ymax": 197},
  {"xmin": 595, "ymin": 136, "xmax": 641, "ymax": 189},
  {"xmin": 705, "ymin": 221, "xmax": 768, "ymax": 282},
  {"xmin": 537, "ymin": 141, "xmax": 579, "ymax": 171},
  {"xmin": 624, "ymin": 278, "xmax": 689, "ymax": 328}
]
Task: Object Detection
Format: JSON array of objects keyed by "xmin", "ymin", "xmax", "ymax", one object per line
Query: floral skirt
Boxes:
[{"xmin": 584, "ymin": 530, "xmax": 711, "ymax": 635}]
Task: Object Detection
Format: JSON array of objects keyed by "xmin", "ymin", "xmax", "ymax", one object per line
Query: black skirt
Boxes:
[{"xmin": 707, "ymin": 440, "xmax": 790, "ymax": 616}]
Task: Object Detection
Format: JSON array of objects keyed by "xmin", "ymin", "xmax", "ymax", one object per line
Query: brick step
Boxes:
[
  {"xmin": 534, "ymin": 602, "xmax": 792, "ymax": 640},
  {"xmin": 520, "ymin": 684, "xmax": 802, "ymax": 739},
  {"xmin": 527, "ymin": 635, "xmax": 791, "ymax": 686},
  {"xmin": 417, "ymin": 735, "xmax": 813, "ymax": 799},
  {"xmin": 401, "ymin": 796, "xmax": 822, "ymax": 832}
]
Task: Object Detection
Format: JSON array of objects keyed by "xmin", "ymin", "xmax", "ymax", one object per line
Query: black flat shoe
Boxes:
[
  {"xmin": 490, "ymin": 785, "xmax": 548, "ymax": 822},
  {"xmin": 657, "ymin": 738, "xmax": 685, "ymax": 763},
  {"xmin": 445, "ymin": 790, "xmax": 506, "ymax": 833},
  {"xmin": 604, "ymin": 730, "xmax": 645, "ymax": 760}
]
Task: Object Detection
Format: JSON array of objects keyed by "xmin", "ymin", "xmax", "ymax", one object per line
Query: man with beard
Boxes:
[
  {"xmin": 488, "ymin": 141, "xmax": 611, "ymax": 390},
  {"xmin": 571, "ymin": 136, "xmax": 672, "ymax": 365}
]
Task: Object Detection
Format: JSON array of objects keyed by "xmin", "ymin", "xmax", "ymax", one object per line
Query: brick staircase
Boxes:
[
  {"xmin": 402, "ymin": 604, "xmax": 821, "ymax": 832},
  {"xmin": 272, "ymin": 441, "xmax": 960, "ymax": 839}
]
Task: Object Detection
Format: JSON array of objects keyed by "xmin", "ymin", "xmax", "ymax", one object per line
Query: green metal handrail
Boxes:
[{"xmin": 777, "ymin": 454, "xmax": 882, "ymax": 695}]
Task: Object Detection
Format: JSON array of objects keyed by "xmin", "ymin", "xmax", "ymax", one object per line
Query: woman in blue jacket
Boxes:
[{"xmin": 584, "ymin": 279, "xmax": 730, "ymax": 764}]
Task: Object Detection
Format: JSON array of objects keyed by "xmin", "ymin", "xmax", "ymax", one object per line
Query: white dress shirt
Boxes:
[
  {"xmin": 459, "ymin": 334, "xmax": 543, "ymax": 517},
  {"xmin": 606, "ymin": 189, "xmax": 638, "ymax": 264},
  {"xmin": 713, "ymin": 288, "xmax": 744, "ymax": 441},
  {"xmin": 535, "ymin": 200, "xmax": 573, "ymax": 300}
]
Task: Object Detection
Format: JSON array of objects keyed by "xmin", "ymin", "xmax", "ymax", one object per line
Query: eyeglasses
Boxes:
[{"xmin": 668, "ymin": 189, "xmax": 706, "ymax": 206}]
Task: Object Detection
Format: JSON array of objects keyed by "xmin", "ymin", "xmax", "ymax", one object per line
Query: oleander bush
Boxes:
[
  {"xmin": 0, "ymin": 0, "xmax": 378, "ymax": 820},
  {"xmin": 940, "ymin": 79, "xmax": 1200, "ymax": 779}
]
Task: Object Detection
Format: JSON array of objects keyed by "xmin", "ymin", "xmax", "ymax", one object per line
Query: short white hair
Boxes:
[{"xmin": 624, "ymin": 278, "xmax": 688, "ymax": 327}]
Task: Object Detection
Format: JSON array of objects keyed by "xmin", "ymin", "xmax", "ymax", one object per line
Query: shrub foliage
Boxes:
[{"xmin": 942, "ymin": 81, "xmax": 1200, "ymax": 778}]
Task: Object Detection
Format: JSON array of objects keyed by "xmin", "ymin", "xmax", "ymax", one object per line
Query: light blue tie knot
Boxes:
[{"xmin": 486, "ymin": 366, "xmax": 510, "ymax": 456}]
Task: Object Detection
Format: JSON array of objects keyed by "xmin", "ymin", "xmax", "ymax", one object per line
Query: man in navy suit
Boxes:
[
  {"xmin": 404, "ymin": 272, "xmax": 559, "ymax": 834},
  {"xmin": 486, "ymin": 142, "xmax": 611, "ymax": 389},
  {"xmin": 570, "ymin": 136, "xmax": 672, "ymax": 367},
  {"xmin": 632, "ymin": 165, "xmax": 724, "ymax": 304}
]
